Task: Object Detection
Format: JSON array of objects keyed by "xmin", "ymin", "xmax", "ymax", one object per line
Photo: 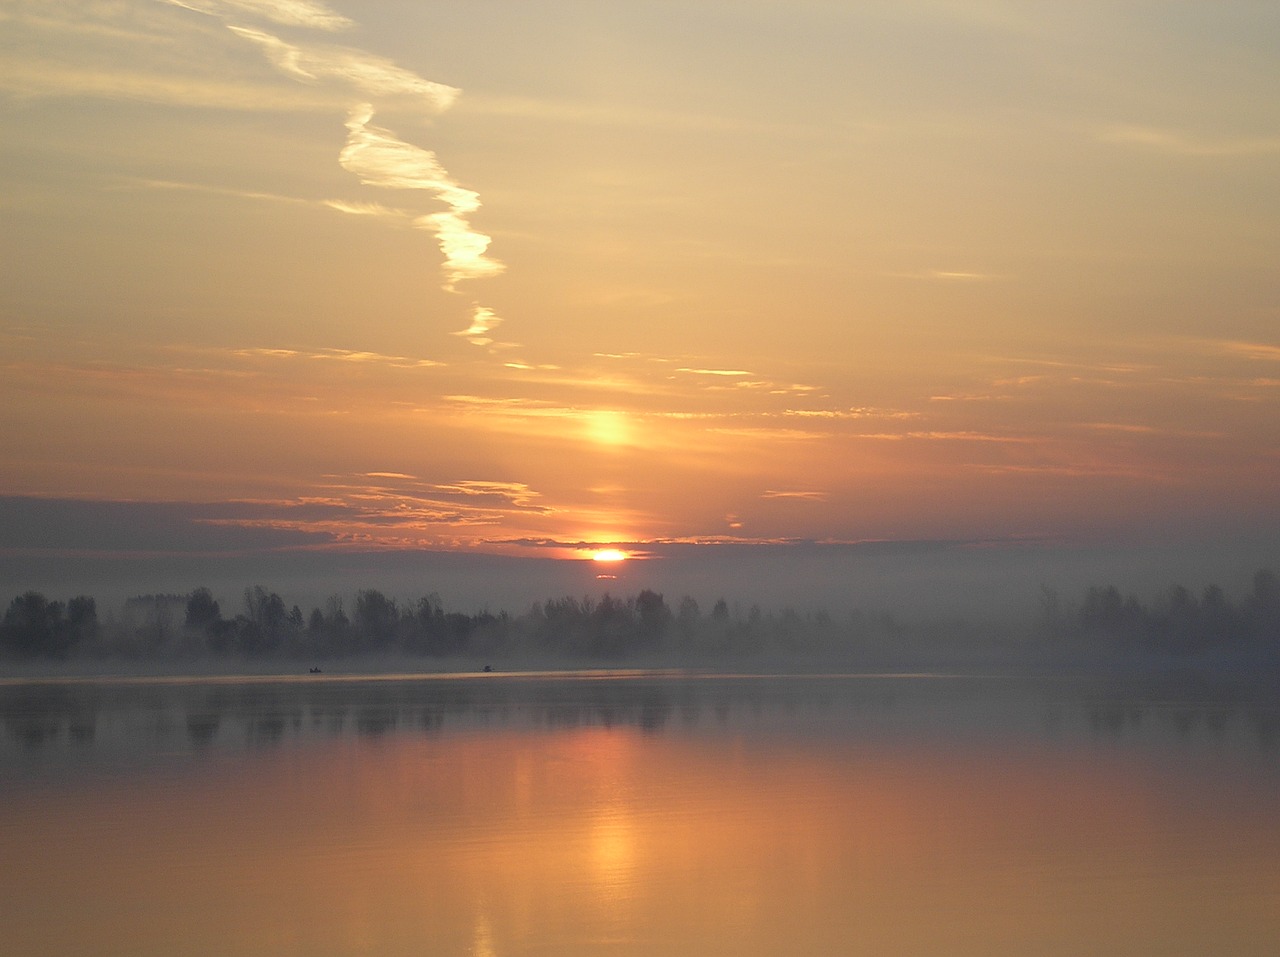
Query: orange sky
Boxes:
[{"xmin": 1, "ymin": 1, "xmax": 1278, "ymax": 606}]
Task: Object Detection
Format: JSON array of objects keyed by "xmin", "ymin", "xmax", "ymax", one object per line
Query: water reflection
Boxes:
[
  {"xmin": 0, "ymin": 672, "xmax": 1277, "ymax": 957},
  {"xmin": 1, "ymin": 672, "xmax": 1277, "ymax": 758}
]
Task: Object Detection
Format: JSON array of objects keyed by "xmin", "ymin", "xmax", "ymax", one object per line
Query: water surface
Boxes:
[{"xmin": 1, "ymin": 672, "xmax": 1277, "ymax": 956}]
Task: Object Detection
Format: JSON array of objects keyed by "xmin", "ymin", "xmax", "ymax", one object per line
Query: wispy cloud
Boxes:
[
  {"xmin": 0, "ymin": 57, "xmax": 339, "ymax": 111},
  {"xmin": 592, "ymin": 353, "xmax": 824, "ymax": 397},
  {"xmin": 1217, "ymin": 340, "xmax": 1280, "ymax": 362},
  {"xmin": 427, "ymin": 480, "xmax": 545, "ymax": 509},
  {"xmin": 503, "ymin": 361, "xmax": 561, "ymax": 372},
  {"xmin": 676, "ymin": 367, "xmax": 754, "ymax": 378},
  {"xmin": 227, "ymin": 26, "xmax": 459, "ymax": 109},
  {"xmin": 891, "ymin": 269, "xmax": 1003, "ymax": 282},
  {"xmin": 454, "ymin": 306, "xmax": 503, "ymax": 348},
  {"xmin": 340, "ymin": 105, "xmax": 504, "ymax": 290},
  {"xmin": 783, "ymin": 407, "xmax": 919, "ymax": 420},
  {"xmin": 1098, "ymin": 124, "xmax": 1280, "ymax": 158},
  {"xmin": 234, "ymin": 346, "xmax": 443, "ymax": 369},
  {"xmin": 157, "ymin": 0, "xmax": 508, "ymax": 342},
  {"xmin": 136, "ymin": 177, "xmax": 429, "ymax": 233},
  {"xmin": 191, "ymin": 474, "xmax": 557, "ymax": 548},
  {"xmin": 706, "ymin": 426, "xmax": 828, "ymax": 442},
  {"xmin": 321, "ymin": 198, "xmax": 409, "ymax": 220},
  {"xmin": 137, "ymin": 177, "xmax": 317, "ymax": 207},
  {"xmin": 929, "ymin": 392, "xmax": 1004, "ymax": 402},
  {"xmin": 852, "ymin": 430, "xmax": 1035, "ymax": 444},
  {"xmin": 163, "ymin": 0, "xmax": 353, "ymax": 32},
  {"xmin": 761, "ymin": 489, "xmax": 828, "ymax": 501}
]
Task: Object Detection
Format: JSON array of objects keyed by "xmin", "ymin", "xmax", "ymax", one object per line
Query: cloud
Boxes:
[
  {"xmin": 454, "ymin": 306, "xmax": 503, "ymax": 347},
  {"xmin": 139, "ymin": 178, "xmax": 447, "ymax": 240},
  {"xmin": 783, "ymin": 407, "xmax": 918, "ymax": 420},
  {"xmin": 761, "ymin": 490, "xmax": 828, "ymax": 501},
  {"xmin": 160, "ymin": 1, "xmax": 508, "ymax": 325},
  {"xmin": 503, "ymin": 361, "xmax": 561, "ymax": 372},
  {"xmin": 928, "ymin": 270, "xmax": 1000, "ymax": 281},
  {"xmin": 1098, "ymin": 124, "xmax": 1280, "ymax": 158},
  {"xmin": 585, "ymin": 355, "xmax": 816, "ymax": 397},
  {"xmin": 0, "ymin": 58, "xmax": 339, "ymax": 111},
  {"xmin": 132, "ymin": 475, "xmax": 561, "ymax": 551},
  {"xmin": 706, "ymin": 426, "xmax": 827, "ymax": 442},
  {"xmin": 1217, "ymin": 340, "xmax": 1280, "ymax": 362},
  {"xmin": 677, "ymin": 367, "xmax": 754, "ymax": 377},
  {"xmin": 426, "ymin": 481, "xmax": 544, "ymax": 509},
  {"xmin": 1075, "ymin": 422, "xmax": 1158, "ymax": 435},
  {"xmin": 928, "ymin": 392, "xmax": 1011, "ymax": 402},
  {"xmin": 341, "ymin": 105, "xmax": 504, "ymax": 289},
  {"xmin": 163, "ymin": 0, "xmax": 353, "ymax": 32},
  {"xmin": 227, "ymin": 26, "xmax": 459, "ymax": 109},
  {"xmin": 138, "ymin": 178, "xmax": 316, "ymax": 207},
  {"xmin": 902, "ymin": 431, "xmax": 1034, "ymax": 443},
  {"xmin": 891, "ymin": 269, "xmax": 1003, "ymax": 281},
  {"xmin": 321, "ymin": 199, "xmax": 409, "ymax": 220},
  {"xmin": 0, "ymin": 495, "xmax": 332, "ymax": 555},
  {"xmin": 234, "ymin": 346, "xmax": 443, "ymax": 369}
]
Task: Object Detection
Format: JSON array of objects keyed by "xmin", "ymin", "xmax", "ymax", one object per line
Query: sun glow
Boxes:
[
  {"xmin": 592, "ymin": 549, "xmax": 628, "ymax": 563},
  {"xmin": 585, "ymin": 409, "xmax": 630, "ymax": 447}
]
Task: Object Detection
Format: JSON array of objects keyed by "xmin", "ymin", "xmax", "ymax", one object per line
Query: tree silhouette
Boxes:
[
  {"xmin": 2, "ymin": 592, "xmax": 63, "ymax": 657},
  {"xmin": 185, "ymin": 588, "xmax": 221, "ymax": 631}
]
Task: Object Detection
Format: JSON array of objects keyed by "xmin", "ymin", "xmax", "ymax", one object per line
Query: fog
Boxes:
[
  {"xmin": 3, "ymin": 563, "xmax": 1279, "ymax": 680},
  {"xmin": 4, "ymin": 536, "xmax": 1278, "ymax": 625}
]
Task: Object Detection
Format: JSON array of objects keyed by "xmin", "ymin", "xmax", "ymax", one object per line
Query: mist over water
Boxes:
[{"xmin": 2, "ymin": 673, "xmax": 1278, "ymax": 956}]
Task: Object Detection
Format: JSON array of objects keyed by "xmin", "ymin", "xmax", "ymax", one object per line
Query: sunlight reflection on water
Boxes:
[{"xmin": 0, "ymin": 672, "xmax": 1277, "ymax": 956}]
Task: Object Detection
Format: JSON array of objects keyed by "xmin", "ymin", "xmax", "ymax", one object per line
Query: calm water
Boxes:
[{"xmin": 1, "ymin": 671, "xmax": 1277, "ymax": 956}]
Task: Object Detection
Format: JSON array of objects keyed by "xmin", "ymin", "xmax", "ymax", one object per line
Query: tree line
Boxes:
[
  {"xmin": 2, "ymin": 570, "xmax": 1278, "ymax": 665},
  {"xmin": 1038, "ymin": 568, "xmax": 1280, "ymax": 652},
  {"xmin": 0, "ymin": 586, "xmax": 744, "ymax": 662}
]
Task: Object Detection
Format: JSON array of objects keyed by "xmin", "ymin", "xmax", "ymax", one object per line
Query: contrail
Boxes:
[
  {"xmin": 340, "ymin": 105, "xmax": 505, "ymax": 290},
  {"xmin": 167, "ymin": 0, "xmax": 507, "ymax": 344},
  {"xmin": 226, "ymin": 26, "xmax": 460, "ymax": 110},
  {"xmin": 162, "ymin": 0, "xmax": 354, "ymax": 32}
]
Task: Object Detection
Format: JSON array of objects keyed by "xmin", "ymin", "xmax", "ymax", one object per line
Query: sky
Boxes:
[{"xmin": 2, "ymin": 0, "xmax": 1279, "ymax": 616}]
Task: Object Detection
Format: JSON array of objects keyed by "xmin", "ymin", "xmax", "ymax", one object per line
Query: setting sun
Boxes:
[{"xmin": 592, "ymin": 549, "xmax": 628, "ymax": 563}]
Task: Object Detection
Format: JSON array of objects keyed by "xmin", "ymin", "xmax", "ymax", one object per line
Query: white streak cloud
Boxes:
[
  {"xmin": 677, "ymin": 367, "xmax": 754, "ymax": 377},
  {"xmin": 341, "ymin": 105, "xmax": 504, "ymax": 290},
  {"xmin": 167, "ymin": 1, "xmax": 505, "ymax": 327},
  {"xmin": 321, "ymin": 198, "xmax": 407, "ymax": 220},
  {"xmin": 163, "ymin": 0, "xmax": 353, "ymax": 32},
  {"xmin": 234, "ymin": 346, "xmax": 443, "ymax": 369},
  {"xmin": 762, "ymin": 490, "xmax": 828, "ymax": 501},
  {"xmin": 228, "ymin": 26, "xmax": 459, "ymax": 110},
  {"xmin": 454, "ymin": 306, "xmax": 503, "ymax": 348}
]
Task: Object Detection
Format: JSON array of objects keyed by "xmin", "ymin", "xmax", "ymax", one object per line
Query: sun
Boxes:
[{"xmin": 591, "ymin": 548, "xmax": 628, "ymax": 563}]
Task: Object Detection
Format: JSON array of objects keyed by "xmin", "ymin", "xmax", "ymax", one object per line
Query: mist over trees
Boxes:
[
  {"xmin": 0, "ymin": 592, "xmax": 98, "ymax": 659},
  {"xmin": 2, "ymin": 571, "xmax": 1279, "ymax": 672}
]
